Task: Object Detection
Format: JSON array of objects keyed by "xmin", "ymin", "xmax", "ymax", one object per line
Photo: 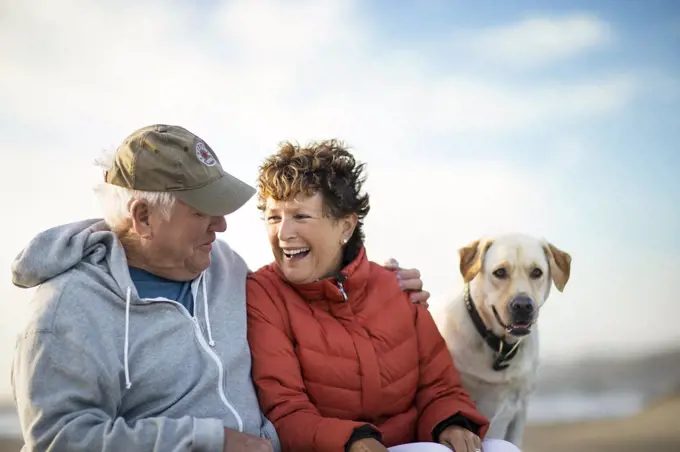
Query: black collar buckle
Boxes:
[{"xmin": 464, "ymin": 284, "xmax": 523, "ymax": 372}]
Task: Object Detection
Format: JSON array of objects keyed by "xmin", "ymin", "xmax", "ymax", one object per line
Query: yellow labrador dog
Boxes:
[{"xmin": 441, "ymin": 234, "xmax": 571, "ymax": 447}]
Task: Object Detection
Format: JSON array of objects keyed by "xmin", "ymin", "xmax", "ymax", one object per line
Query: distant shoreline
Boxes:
[{"xmin": 0, "ymin": 388, "xmax": 659, "ymax": 432}]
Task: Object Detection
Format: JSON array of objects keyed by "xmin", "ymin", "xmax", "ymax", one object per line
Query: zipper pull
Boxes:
[
  {"xmin": 337, "ymin": 281, "xmax": 347, "ymax": 302},
  {"xmin": 336, "ymin": 274, "xmax": 348, "ymax": 302}
]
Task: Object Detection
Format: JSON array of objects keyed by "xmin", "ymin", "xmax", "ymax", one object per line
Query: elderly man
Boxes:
[{"xmin": 11, "ymin": 125, "xmax": 430, "ymax": 452}]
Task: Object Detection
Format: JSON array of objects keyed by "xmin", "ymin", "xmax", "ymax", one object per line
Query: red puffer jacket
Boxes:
[{"xmin": 246, "ymin": 247, "xmax": 489, "ymax": 452}]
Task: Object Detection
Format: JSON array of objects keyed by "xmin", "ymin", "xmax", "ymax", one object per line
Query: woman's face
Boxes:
[{"xmin": 264, "ymin": 192, "xmax": 356, "ymax": 284}]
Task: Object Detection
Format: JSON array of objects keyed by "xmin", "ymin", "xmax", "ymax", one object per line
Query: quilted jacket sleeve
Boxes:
[
  {"xmin": 412, "ymin": 301, "xmax": 490, "ymax": 441},
  {"xmin": 246, "ymin": 278, "xmax": 371, "ymax": 452}
]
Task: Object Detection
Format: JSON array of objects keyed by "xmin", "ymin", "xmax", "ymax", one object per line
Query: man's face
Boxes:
[{"xmin": 146, "ymin": 200, "xmax": 227, "ymax": 280}]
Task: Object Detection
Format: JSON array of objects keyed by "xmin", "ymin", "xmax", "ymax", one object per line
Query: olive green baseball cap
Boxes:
[{"xmin": 105, "ymin": 124, "xmax": 255, "ymax": 216}]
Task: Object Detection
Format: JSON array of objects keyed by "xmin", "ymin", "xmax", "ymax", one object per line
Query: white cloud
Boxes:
[
  {"xmin": 211, "ymin": 0, "xmax": 361, "ymax": 61},
  {"xmin": 463, "ymin": 14, "xmax": 613, "ymax": 67},
  {"xmin": 0, "ymin": 1, "xmax": 636, "ymax": 153}
]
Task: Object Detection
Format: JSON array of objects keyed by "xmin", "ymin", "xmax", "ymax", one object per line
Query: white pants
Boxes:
[{"xmin": 388, "ymin": 439, "xmax": 521, "ymax": 452}]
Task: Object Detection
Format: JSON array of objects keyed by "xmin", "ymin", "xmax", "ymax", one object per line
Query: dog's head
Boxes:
[{"xmin": 458, "ymin": 234, "xmax": 571, "ymax": 337}]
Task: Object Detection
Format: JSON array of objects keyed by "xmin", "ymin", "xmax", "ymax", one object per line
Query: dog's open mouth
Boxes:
[{"xmin": 492, "ymin": 306, "xmax": 532, "ymax": 336}]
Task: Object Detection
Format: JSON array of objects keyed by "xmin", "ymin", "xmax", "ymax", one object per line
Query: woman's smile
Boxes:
[{"xmin": 281, "ymin": 247, "xmax": 310, "ymax": 260}]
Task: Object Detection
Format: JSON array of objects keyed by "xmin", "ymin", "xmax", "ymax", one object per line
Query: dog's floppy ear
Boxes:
[
  {"xmin": 543, "ymin": 242, "xmax": 572, "ymax": 292},
  {"xmin": 458, "ymin": 239, "xmax": 493, "ymax": 282}
]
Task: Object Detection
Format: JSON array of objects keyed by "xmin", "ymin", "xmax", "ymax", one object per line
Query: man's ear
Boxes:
[
  {"xmin": 543, "ymin": 242, "xmax": 572, "ymax": 292},
  {"xmin": 130, "ymin": 200, "xmax": 153, "ymax": 239},
  {"xmin": 458, "ymin": 239, "xmax": 493, "ymax": 282}
]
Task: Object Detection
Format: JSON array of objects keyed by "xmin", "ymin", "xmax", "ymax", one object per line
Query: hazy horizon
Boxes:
[{"xmin": 1, "ymin": 0, "xmax": 679, "ymax": 402}]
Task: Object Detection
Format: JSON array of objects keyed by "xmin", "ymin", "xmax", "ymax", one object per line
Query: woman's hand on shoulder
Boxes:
[
  {"xmin": 438, "ymin": 425, "xmax": 483, "ymax": 451},
  {"xmin": 349, "ymin": 438, "xmax": 389, "ymax": 452},
  {"xmin": 383, "ymin": 258, "xmax": 431, "ymax": 308}
]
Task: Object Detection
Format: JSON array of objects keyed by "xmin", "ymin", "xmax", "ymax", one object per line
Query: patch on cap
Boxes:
[{"xmin": 196, "ymin": 141, "xmax": 217, "ymax": 167}]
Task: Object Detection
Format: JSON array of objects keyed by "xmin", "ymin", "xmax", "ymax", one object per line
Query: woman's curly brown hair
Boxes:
[{"xmin": 256, "ymin": 139, "xmax": 370, "ymax": 258}]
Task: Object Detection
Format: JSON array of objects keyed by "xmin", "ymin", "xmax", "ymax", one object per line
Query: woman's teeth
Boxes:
[{"xmin": 283, "ymin": 248, "xmax": 310, "ymax": 258}]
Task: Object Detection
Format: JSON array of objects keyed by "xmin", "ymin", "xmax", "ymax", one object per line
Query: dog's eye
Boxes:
[
  {"xmin": 530, "ymin": 268, "xmax": 543, "ymax": 279},
  {"xmin": 492, "ymin": 268, "xmax": 507, "ymax": 279}
]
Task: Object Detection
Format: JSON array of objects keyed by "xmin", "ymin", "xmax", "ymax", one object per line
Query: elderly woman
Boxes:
[{"xmin": 246, "ymin": 140, "xmax": 522, "ymax": 452}]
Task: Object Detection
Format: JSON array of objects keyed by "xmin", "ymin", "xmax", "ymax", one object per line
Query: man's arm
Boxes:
[
  {"xmin": 13, "ymin": 330, "xmax": 225, "ymax": 452},
  {"xmin": 246, "ymin": 278, "xmax": 376, "ymax": 452},
  {"xmin": 383, "ymin": 258, "xmax": 430, "ymax": 308}
]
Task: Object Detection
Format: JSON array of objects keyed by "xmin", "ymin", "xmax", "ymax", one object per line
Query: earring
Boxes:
[{"xmin": 343, "ymin": 237, "xmax": 349, "ymax": 244}]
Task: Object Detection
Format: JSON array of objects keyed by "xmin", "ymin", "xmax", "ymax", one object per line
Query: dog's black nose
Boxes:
[{"xmin": 510, "ymin": 295, "xmax": 535, "ymax": 317}]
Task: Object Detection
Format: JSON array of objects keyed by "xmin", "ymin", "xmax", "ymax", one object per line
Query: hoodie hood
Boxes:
[{"xmin": 12, "ymin": 218, "xmax": 133, "ymax": 296}]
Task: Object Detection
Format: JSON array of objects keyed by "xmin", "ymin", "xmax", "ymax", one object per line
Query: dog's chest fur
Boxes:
[{"xmin": 443, "ymin": 294, "xmax": 540, "ymax": 440}]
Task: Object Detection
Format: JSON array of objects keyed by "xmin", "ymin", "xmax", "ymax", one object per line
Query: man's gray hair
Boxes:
[{"xmin": 93, "ymin": 149, "xmax": 176, "ymax": 231}]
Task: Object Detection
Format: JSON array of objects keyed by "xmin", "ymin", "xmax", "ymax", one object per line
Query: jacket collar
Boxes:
[{"xmin": 269, "ymin": 246, "xmax": 369, "ymax": 303}]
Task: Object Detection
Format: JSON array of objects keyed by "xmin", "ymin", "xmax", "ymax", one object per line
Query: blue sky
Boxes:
[
  {"xmin": 0, "ymin": 0, "xmax": 678, "ymax": 401},
  {"xmin": 361, "ymin": 0, "xmax": 680, "ymax": 251}
]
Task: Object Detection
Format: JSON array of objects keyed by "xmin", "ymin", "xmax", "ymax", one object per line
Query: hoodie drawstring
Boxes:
[
  {"xmin": 124, "ymin": 286, "xmax": 132, "ymax": 389},
  {"xmin": 201, "ymin": 273, "xmax": 215, "ymax": 347},
  {"xmin": 122, "ymin": 271, "xmax": 214, "ymax": 391}
]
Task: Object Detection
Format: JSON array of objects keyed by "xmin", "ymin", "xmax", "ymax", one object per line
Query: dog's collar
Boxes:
[{"xmin": 464, "ymin": 284, "xmax": 523, "ymax": 371}]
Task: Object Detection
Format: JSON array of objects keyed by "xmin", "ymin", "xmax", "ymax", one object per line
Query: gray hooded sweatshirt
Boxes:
[{"xmin": 11, "ymin": 219, "xmax": 280, "ymax": 452}]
